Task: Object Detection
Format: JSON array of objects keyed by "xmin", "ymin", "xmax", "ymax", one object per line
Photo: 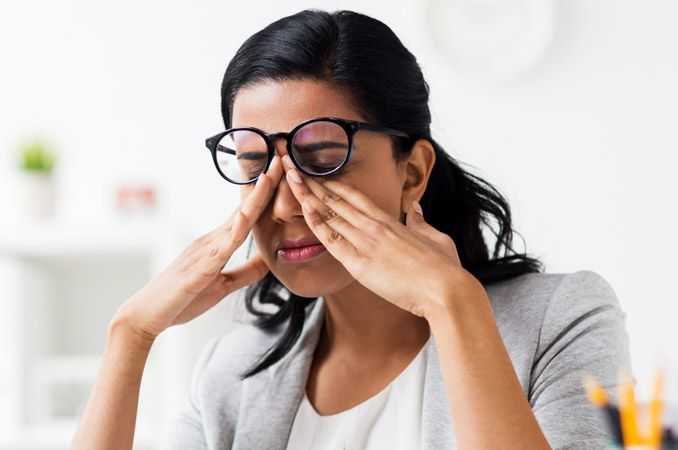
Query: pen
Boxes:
[{"xmin": 662, "ymin": 426, "xmax": 677, "ymax": 450}]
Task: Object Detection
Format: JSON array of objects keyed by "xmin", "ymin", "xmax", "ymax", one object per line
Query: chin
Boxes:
[{"xmin": 272, "ymin": 268, "xmax": 351, "ymax": 299}]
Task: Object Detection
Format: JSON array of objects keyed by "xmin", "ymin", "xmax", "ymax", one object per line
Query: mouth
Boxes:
[{"xmin": 276, "ymin": 237, "xmax": 327, "ymax": 263}]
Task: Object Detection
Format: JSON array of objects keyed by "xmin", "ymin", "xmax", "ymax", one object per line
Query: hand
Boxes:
[
  {"xmin": 111, "ymin": 155, "xmax": 285, "ymax": 342},
  {"xmin": 281, "ymin": 154, "xmax": 466, "ymax": 320}
]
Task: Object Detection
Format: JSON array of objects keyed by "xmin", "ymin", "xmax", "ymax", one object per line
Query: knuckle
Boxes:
[
  {"xmin": 320, "ymin": 191, "xmax": 340, "ymax": 204},
  {"xmin": 237, "ymin": 208, "xmax": 252, "ymax": 228},
  {"xmin": 194, "ymin": 267, "xmax": 217, "ymax": 284},
  {"xmin": 207, "ymin": 244, "xmax": 230, "ymax": 260},
  {"xmin": 382, "ymin": 225, "xmax": 398, "ymax": 241},
  {"xmin": 192, "ymin": 234, "xmax": 210, "ymax": 247},
  {"xmin": 323, "ymin": 208, "xmax": 339, "ymax": 224},
  {"xmin": 222, "ymin": 220, "xmax": 234, "ymax": 233},
  {"xmin": 307, "ymin": 209, "xmax": 325, "ymax": 228},
  {"xmin": 180, "ymin": 273, "xmax": 206, "ymax": 296},
  {"xmin": 366, "ymin": 220, "xmax": 388, "ymax": 237}
]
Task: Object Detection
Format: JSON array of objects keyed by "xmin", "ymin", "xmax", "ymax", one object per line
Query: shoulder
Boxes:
[
  {"xmin": 486, "ymin": 269, "xmax": 625, "ymax": 334},
  {"xmin": 483, "ymin": 270, "xmax": 630, "ymax": 390}
]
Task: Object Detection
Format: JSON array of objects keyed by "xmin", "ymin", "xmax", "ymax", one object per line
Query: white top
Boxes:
[{"xmin": 285, "ymin": 335, "xmax": 432, "ymax": 450}]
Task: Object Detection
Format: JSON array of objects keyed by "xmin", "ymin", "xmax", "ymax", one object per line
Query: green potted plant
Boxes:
[{"xmin": 16, "ymin": 137, "xmax": 58, "ymax": 219}]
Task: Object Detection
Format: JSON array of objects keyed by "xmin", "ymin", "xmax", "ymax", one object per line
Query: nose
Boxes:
[
  {"xmin": 268, "ymin": 137, "xmax": 304, "ymax": 225},
  {"xmin": 271, "ymin": 134, "xmax": 288, "ymax": 158}
]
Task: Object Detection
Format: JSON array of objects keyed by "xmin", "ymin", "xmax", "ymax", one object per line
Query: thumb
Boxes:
[
  {"xmin": 405, "ymin": 200, "xmax": 442, "ymax": 246},
  {"xmin": 220, "ymin": 252, "xmax": 270, "ymax": 291}
]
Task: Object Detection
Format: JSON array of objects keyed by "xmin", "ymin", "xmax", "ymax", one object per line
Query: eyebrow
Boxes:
[
  {"xmin": 216, "ymin": 139, "xmax": 350, "ymax": 160},
  {"xmin": 293, "ymin": 140, "xmax": 348, "ymax": 153}
]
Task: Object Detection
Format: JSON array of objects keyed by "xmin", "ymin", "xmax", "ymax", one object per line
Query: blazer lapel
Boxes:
[
  {"xmin": 232, "ymin": 297, "xmax": 326, "ymax": 450},
  {"xmin": 232, "ymin": 297, "xmax": 458, "ymax": 450}
]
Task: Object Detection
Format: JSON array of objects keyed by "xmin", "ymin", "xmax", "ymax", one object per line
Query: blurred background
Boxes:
[{"xmin": 1, "ymin": 0, "xmax": 677, "ymax": 449}]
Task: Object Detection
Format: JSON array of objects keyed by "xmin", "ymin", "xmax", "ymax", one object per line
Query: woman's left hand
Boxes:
[{"xmin": 281, "ymin": 154, "xmax": 470, "ymax": 320}]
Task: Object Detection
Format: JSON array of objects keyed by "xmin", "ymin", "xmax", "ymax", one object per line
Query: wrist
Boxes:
[
  {"xmin": 107, "ymin": 315, "xmax": 156, "ymax": 353},
  {"xmin": 424, "ymin": 268, "xmax": 487, "ymax": 329}
]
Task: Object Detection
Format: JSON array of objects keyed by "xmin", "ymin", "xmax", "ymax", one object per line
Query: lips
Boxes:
[{"xmin": 277, "ymin": 236, "xmax": 322, "ymax": 250}]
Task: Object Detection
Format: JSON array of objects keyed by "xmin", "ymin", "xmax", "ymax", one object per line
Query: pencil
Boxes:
[
  {"xmin": 619, "ymin": 372, "xmax": 641, "ymax": 446},
  {"xmin": 646, "ymin": 369, "xmax": 665, "ymax": 448}
]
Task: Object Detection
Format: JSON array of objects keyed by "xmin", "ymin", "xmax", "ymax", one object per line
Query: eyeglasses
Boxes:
[{"xmin": 205, "ymin": 116, "xmax": 410, "ymax": 185}]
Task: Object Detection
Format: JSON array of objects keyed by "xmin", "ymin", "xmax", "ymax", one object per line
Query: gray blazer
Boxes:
[{"xmin": 167, "ymin": 270, "xmax": 632, "ymax": 450}]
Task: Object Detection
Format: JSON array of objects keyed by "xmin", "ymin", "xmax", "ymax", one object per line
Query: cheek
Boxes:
[
  {"xmin": 341, "ymin": 171, "xmax": 402, "ymax": 220},
  {"xmin": 251, "ymin": 226, "xmax": 273, "ymax": 262}
]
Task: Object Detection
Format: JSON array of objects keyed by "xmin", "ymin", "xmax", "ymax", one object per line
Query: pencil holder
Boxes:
[
  {"xmin": 606, "ymin": 445, "xmax": 665, "ymax": 450},
  {"xmin": 585, "ymin": 370, "xmax": 678, "ymax": 450}
]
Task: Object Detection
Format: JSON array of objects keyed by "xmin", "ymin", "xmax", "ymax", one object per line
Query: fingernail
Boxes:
[
  {"xmin": 287, "ymin": 169, "xmax": 303, "ymax": 184},
  {"xmin": 412, "ymin": 201, "xmax": 423, "ymax": 215},
  {"xmin": 282, "ymin": 154, "xmax": 293, "ymax": 168}
]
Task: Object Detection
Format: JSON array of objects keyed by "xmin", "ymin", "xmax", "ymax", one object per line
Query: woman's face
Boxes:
[{"xmin": 232, "ymin": 78, "xmax": 409, "ymax": 298}]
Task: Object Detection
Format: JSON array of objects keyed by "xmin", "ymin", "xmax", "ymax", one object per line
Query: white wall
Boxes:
[{"xmin": 1, "ymin": 0, "xmax": 677, "ymax": 409}]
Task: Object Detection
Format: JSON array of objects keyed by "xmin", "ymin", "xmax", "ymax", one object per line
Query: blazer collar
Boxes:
[{"xmin": 232, "ymin": 296, "xmax": 455, "ymax": 450}]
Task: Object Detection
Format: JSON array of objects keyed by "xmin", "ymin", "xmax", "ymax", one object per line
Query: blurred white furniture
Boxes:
[{"xmin": 0, "ymin": 216, "xmax": 244, "ymax": 450}]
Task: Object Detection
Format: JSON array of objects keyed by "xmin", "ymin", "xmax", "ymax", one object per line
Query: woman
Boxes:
[{"xmin": 72, "ymin": 9, "xmax": 632, "ymax": 450}]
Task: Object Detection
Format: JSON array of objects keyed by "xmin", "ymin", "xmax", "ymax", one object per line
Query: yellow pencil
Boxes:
[
  {"xmin": 646, "ymin": 368, "xmax": 665, "ymax": 448},
  {"xmin": 619, "ymin": 371, "xmax": 641, "ymax": 446}
]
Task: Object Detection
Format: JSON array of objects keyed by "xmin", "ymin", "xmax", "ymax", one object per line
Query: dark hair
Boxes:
[{"xmin": 218, "ymin": 9, "xmax": 545, "ymax": 380}]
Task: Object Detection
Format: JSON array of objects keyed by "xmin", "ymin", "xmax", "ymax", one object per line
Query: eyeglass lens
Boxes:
[{"xmin": 214, "ymin": 120, "xmax": 350, "ymax": 183}]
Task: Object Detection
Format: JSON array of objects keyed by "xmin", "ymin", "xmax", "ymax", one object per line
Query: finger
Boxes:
[
  {"xmin": 317, "ymin": 179, "xmax": 393, "ymax": 224},
  {"xmin": 405, "ymin": 200, "xmax": 439, "ymax": 245},
  {"xmin": 237, "ymin": 155, "xmax": 282, "ymax": 228},
  {"xmin": 405, "ymin": 200, "xmax": 460, "ymax": 262},
  {"xmin": 304, "ymin": 176, "xmax": 385, "ymax": 237},
  {"xmin": 287, "ymin": 173, "xmax": 375, "ymax": 253},
  {"xmin": 305, "ymin": 176, "xmax": 430, "ymax": 252},
  {"xmin": 220, "ymin": 155, "xmax": 283, "ymax": 253},
  {"xmin": 220, "ymin": 252, "xmax": 270, "ymax": 291},
  {"xmin": 405, "ymin": 200, "xmax": 448, "ymax": 241},
  {"xmin": 192, "ymin": 156, "xmax": 282, "ymax": 278},
  {"xmin": 194, "ymin": 158, "xmax": 277, "ymax": 248},
  {"xmin": 213, "ymin": 154, "xmax": 283, "ymax": 235},
  {"xmin": 405, "ymin": 200, "xmax": 429, "ymax": 229},
  {"xmin": 172, "ymin": 273, "xmax": 237, "ymax": 325},
  {"xmin": 266, "ymin": 153, "xmax": 285, "ymax": 185},
  {"xmin": 301, "ymin": 200, "xmax": 364, "ymax": 265}
]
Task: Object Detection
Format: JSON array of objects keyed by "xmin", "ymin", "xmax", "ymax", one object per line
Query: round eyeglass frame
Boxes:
[{"xmin": 204, "ymin": 116, "xmax": 411, "ymax": 185}]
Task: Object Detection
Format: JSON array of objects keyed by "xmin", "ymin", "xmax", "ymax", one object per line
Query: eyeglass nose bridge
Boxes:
[{"xmin": 266, "ymin": 131, "xmax": 295, "ymax": 157}]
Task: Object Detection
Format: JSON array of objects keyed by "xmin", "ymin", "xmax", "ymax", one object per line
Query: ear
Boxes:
[{"xmin": 398, "ymin": 138, "xmax": 436, "ymax": 211}]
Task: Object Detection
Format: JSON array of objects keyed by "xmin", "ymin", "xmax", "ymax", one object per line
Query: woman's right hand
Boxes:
[{"xmin": 110, "ymin": 155, "xmax": 284, "ymax": 344}]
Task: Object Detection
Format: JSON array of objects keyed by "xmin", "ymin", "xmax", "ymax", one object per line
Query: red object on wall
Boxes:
[{"xmin": 115, "ymin": 183, "xmax": 156, "ymax": 214}]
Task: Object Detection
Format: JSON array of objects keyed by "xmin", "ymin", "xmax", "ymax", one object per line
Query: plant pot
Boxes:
[{"xmin": 17, "ymin": 171, "xmax": 57, "ymax": 220}]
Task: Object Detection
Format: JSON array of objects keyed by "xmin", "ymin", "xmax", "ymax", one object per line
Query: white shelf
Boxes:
[
  {"xmin": 0, "ymin": 215, "xmax": 176, "ymax": 258},
  {"xmin": 0, "ymin": 214, "xmax": 195, "ymax": 449}
]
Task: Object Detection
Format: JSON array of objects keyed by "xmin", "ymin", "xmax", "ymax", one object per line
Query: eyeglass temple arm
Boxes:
[
  {"xmin": 356, "ymin": 123, "xmax": 410, "ymax": 138},
  {"xmin": 216, "ymin": 144, "xmax": 236, "ymax": 155},
  {"xmin": 211, "ymin": 143, "xmax": 267, "ymax": 162},
  {"xmin": 205, "ymin": 136, "xmax": 236, "ymax": 156}
]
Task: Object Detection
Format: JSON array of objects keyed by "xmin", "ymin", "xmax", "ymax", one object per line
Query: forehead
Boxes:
[{"xmin": 231, "ymin": 79, "xmax": 366, "ymax": 133}]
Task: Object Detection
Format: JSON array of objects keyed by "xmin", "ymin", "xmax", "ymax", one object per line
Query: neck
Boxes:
[{"xmin": 319, "ymin": 280, "xmax": 431, "ymax": 359}]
